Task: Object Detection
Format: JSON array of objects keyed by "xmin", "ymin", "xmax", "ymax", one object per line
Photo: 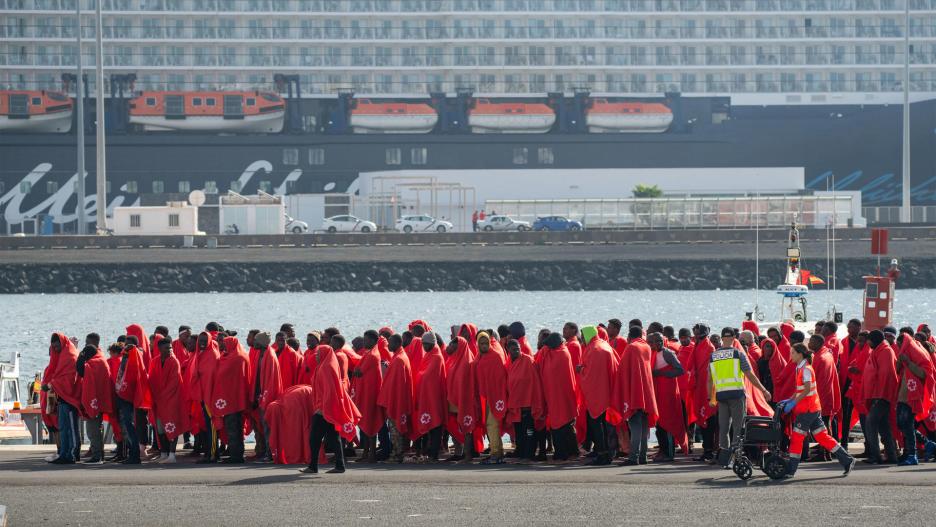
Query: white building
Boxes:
[
  {"xmin": 112, "ymin": 201, "xmax": 201, "ymax": 235},
  {"xmin": 218, "ymin": 191, "xmax": 286, "ymax": 234},
  {"xmin": 1, "ymin": 0, "xmax": 934, "ymax": 97}
]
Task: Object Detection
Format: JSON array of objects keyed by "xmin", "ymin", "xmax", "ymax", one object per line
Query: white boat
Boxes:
[
  {"xmin": 585, "ymin": 100, "xmax": 674, "ymax": 133},
  {"xmin": 468, "ymin": 100, "xmax": 556, "ymax": 133},
  {"xmin": 350, "ymin": 100, "xmax": 439, "ymax": 134},
  {"xmin": 0, "ymin": 352, "xmax": 28, "ymax": 440}
]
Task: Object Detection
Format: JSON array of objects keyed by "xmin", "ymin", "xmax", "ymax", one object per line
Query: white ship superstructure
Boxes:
[{"xmin": 0, "ymin": 0, "xmax": 934, "ymax": 99}]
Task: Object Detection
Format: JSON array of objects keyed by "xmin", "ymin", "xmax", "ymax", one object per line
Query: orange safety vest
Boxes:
[{"xmin": 794, "ymin": 361, "xmax": 821, "ymax": 414}]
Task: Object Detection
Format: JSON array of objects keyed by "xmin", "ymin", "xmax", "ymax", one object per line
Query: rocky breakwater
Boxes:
[{"xmin": 0, "ymin": 257, "xmax": 933, "ymax": 293}]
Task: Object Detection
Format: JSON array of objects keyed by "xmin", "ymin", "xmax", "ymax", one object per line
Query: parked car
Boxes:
[
  {"xmin": 395, "ymin": 214, "xmax": 454, "ymax": 233},
  {"xmin": 322, "ymin": 215, "xmax": 377, "ymax": 233},
  {"xmin": 285, "ymin": 214, "xmax": 309, "ymax": 234},
  {"xmin": 532, "ymin": 216, "xmax": 583, "ymax": 231},
  {"xmin": 477, "ymin": 215, "xmax": 532, "ymax": 232}
]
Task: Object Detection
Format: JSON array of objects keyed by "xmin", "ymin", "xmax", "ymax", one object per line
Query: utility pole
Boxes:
[
  {"xmin": 900, "ymin": 0, "xmax": 911, "ymax": 223},
  {"xmin": 94, "ymin": 0, "xmax": 107, "ymax": 233},
  {"xmin": 75, "ymin": 3, "xmax": 86, "ymax": 234}
]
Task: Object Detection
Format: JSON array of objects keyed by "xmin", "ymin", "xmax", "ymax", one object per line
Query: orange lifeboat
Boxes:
[
  {"xmin": 350, "ymin": 99, "xmax": 438, "ymax": 134},
  {"xmin": 128, "ymin": 90, "xmax": 285, "ymax": 133},
  {"xmin": 586, "ymin": 100, "xmax": 673, "ymax": 133},
  {"xmin": 468, "ymin": 99, "xmax": 556, "ymax": 134},
  {"xmin": 0, "ymin": 90, "xmax": 73, "ymax": 133}
]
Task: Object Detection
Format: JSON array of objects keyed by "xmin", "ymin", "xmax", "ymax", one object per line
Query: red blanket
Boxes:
[
  {"xmin": 80, "ymin": 351, "xmax": 113, "ymax": 419},
  {"xmin": 813, "ymin": 346, "xmax": 841, "ymax": 417},
  {"xmin": 538, "ymin": 343, "xmax": 578, "ymax": 429},
  {"xmin": 148, "ymin": 342, "xmax": 188, "ymax": 441},
  {"xmin": 506, "ymin": 353, "xmax": 545, "ymax": 426},
  {"xmin": 275, "ymin": 344, "xmax": 302, "ymax": 389},
  {"xmin": 653, "ymin": 349, "xmax": 687, "ymax": 452},
  {"xmin": 268, "ymin": 385, "xmax": 315, "ymax": 465},
  {"xmin": 612, "ymin": 338, "xmax": 658, "ymax": 426},
  {"xmin": 581, "ymin": 336, "xmax": 620, "ymax": 424},
  {"xmin": 313, "ymin": 346, "xmax": 361, "ymax": 442},
  {"xmin": 48, "ymin": 333, "xmax": 81, "ymax": 409},
  {"xmin": 446, "ymin": 336, "xmax": 481, "ymax": 438},
  {"xmin": 352, "ymin": 345, "xmax": 385, "ymax": 437},
  {"xmin": 126, "ymin": 324, "xmax": 150, "ymax": 370},
  {"xmin": 846, "ymin": 342, "xmax": 871, "ymax": 414},
  {"xmin": 254, "ymin": 343, "xmax": 284, "ymax": 412},
  {"xmin": 211, "ymin": 338, "xmax": 250, "ymax": 427},
  {"xmin": 863, "ymin": 342, "xmax": 899, "ymax": 406},
  {"xmin": 414, "ymin": 345, "xmax": 447, "ymax": 437},
  {"xmin": 378, "ymin": 349, "xmax": 414, "ymax": 438},
  {"xmin": 474, "ymin": 336, "xmax": 509, "ymax": 429},
  {"xmin": 116, "ymin": 344, "xmax": 151, "ymax": 410},
  {"xmin": 690, "ymin": 337, "xmax": 716, "ymax": 425},
  {"xmin": 898, "ymin": 337, "xmax": 935, "ymax": 419}
]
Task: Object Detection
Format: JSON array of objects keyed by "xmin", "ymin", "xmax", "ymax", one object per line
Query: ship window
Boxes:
[
  {"xmin": 230, "ymin": 181, "xmax": 242, "ymax": 193},
  {"xmin": 259, "ymin": 181, "xmax": 273, "ymax": 193},
  {"xmin": 32, "ymin": 97, "xmax": 41, "ymax": 105},
  {"xmin": 46, "ymin": 181, "xmax": 59, "ymax": 194},
  {"xmin": 192, "ymin": 98, "xmax": 202, "ymax": 106},
  {"xmin": 537, "ymin": 147, "xmax": 554, "ymax": 165},
  {"xmin": 20, "ymin": 181, "xmax": 32, "ymax": 194},
  {"xmin": 283, "ymin": 148, "xmax": 299, "ymax": 166},
  {"xmin": 513, "ymin": 147, "xmax": 529, "ymax": 165},
  {"xmin": 309, "ymin": 148, "xmax": 325, "ymax": 165},
  {"xmin": 246, "ymin": 98, "xmax": 256, "ymax": 106},
  {"xmin": 152, "ymin": 180, "xmax": 165, "ymax": 193},
  {"xmin": 126, "ymin": 181, "xmax": 138, "ymax": 194},
  {"xmin": 178, "ymin": 180, "xmax": 191, "ymax": 193},
  {"xmin": 146, "ymin": 97, "xmax": 156, "ymax": 106},
  {"xmin": 206, "ymin": 98, "xmax": 216, "ymax": 106},
  {"xmin": 411, "ymin": 147, "xmax": 427, "ymax": 165},
  {"xmin": 130, "ymin": 214, "xmax": 141, "ymax": 228},
  {"xmin": 385, "ymin": 148, "xmax": 402, "ymax": 165},
  {"xmin": 204, "ymin": 181, "xmax": 218, "ymax": 194},
  {"xmin": 106, "ymin": 181, "xmax": 112, "ymax": 194},
  {"xmin": 169, "ymin": 214, "xmax": 180, "ymax": 228}
]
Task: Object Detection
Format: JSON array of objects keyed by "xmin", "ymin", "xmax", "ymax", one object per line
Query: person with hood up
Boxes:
[
  {"xmin": 538, "ymin": 332, "xmax": 579, "ymax": 462},
  {"xmin": 44, "ymin": 333, "xmax": 81, "ymax": 464}
]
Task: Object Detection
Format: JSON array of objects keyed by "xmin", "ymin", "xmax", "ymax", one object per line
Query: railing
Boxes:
[{"xmin": 863, "ymin": 205, "xmax": 936, "ymax": 224}]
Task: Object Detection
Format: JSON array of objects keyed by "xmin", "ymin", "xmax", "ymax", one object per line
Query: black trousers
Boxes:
[
  {"xmin": 223, "ymin": 411, "xmax": 244, "ymax": 462},
  {"xmin": 700, "ymin": 415, "xmax": 717, "ymax": 455},
  {"xmin": 865, "ymin": 399, "xmax": 898, "ymax": 462},
  {"xmin": 586, "ymin": 412, "xmax": 610, "ymax": 461},
  {"xmin": 656, "ymin": 426, "xmax": 675, "ymax": 459},
  {"xmin": 310, "ymin": 413, "xmax": 346, "ymax": 468},
  {"xmin": 840, "ymin": 396, "xmax": 855, "ymax": 448},
  {"xmin": 425, "ymin": 426, "xmax": 443, "ymax": 460},
  {"xmin": 513, "ymin": 408, "xmax": 535, "ymax": 460},
  {"xmin": 157, "ymin": 433, "xmax": 177, "ymax": 454},
  {"xmin": 551, "ymin": 421, "xmax": 578, "ymax": 460}
]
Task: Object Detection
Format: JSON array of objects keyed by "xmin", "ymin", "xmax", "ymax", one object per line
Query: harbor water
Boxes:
[{"xmin": 6, "ymin": 289, "xmax": 936, "ymax": 386}]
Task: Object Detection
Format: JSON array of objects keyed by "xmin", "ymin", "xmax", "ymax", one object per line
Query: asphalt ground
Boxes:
[
  {"xmin": 0, "ymin": 238, "xmax": 932, "ymax": 265},
  {"xmin": 1, "ymin": 446, "xmax": 934, "ymax": 526}
]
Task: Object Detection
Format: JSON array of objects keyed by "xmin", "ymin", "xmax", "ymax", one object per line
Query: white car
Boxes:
[
  {"xmin": 395, "ymin": 214, "xmax": 454, "ymax": 233},
  {"xmin": 322, "ymin": 215, "xmax": 377, "ymax": 233},
  {"xmin": 477, "ymin": 215, "xmax": 532, "ymax": 232},
  {"xmin": 285, "ymin": 214, "xmax": 309, "ymax": 234}
]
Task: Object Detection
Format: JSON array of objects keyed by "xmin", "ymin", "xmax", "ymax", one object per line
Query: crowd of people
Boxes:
[{"xmin": 38, "ymin": 317, "xmax": 936, "ymax": 478}]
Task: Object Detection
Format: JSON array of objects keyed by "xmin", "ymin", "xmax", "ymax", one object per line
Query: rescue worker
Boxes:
[{"xmin": 777, "ymin": 343, "xmax": 856, "ymax": 478}]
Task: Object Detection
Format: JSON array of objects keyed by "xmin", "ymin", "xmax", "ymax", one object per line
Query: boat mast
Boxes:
[
  {"xmin": 94, "ymin": 0, "xmax": 107, "ymax": 233},
  {"xmin": 900, "ymin": 0, "xmax": 911, "ymax": 223},
  {"xmin": 74, "ymin": 3, "xmax": 86, "ymax": 235}
]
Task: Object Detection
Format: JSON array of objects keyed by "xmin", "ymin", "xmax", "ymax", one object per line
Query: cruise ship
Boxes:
[{"xmin": 1, "ymin": 0, "xmax": 935, "ymax": 231}]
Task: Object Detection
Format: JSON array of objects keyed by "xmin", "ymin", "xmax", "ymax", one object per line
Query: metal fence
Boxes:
[
  {"xmin": 486, "ymin": 195, "xmax": 858, "ymax": 230},
  {"xmin": 862, "ymin": 206, "xmax": 936, "ymax": 225}
]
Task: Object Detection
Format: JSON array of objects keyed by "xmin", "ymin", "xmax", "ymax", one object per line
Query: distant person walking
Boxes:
[{"xmin": 472, "ymin": 210, "xmax": 479, "ymax": 232}]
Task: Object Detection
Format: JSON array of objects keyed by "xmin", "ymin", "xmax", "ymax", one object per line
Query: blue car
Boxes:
[{"xmin": 532, "ymin": 216, "xmax": 583, "ymax": 231}]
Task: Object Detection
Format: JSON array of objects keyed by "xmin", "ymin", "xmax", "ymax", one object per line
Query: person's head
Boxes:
[
  {"xmin": 280, "ymin": 323, "xmax": 295, "ymax": 338},
  {"xmin": 883, "ymin": 326, "xmax": 898, "ymax": 344},
  {"xmin": 919, "ymin": 324, "xmax": 932, "ymax": 339},
  {"xmin": 458, "ymin": 324, "xmax": 473, "ymax": 341},
  {"xmin": 857, "ymin": 330, "xmax": 869, "ymax": 347},
  {"xmin": 544, "ymin": 332, "xmax": 563, "ymax": 349},
  {"xmin": 663, "ymin": 325, "xmax": 676, "ymax": 341},
  {"xmin": 108, "ymin": 343, "xmax": 122, "ymax": 357},
  {"xmin": 178, "ymin": 325, "xmax": 192, "ymax": 340},
  {"xmin": 821, "ymin": 321, "xmax": 837, "ymax": 337},
  {"xmin": 678, "ymin": 328, "xmax": 691, "ymax": 347},
  {"xmin": 562, "ymin": 322, "xmax": 579, "ymax": 340},
  {"xmin": 85, "ymin": 332, "xmax": 100, "ymax": 347},
  {"xmin": 693, "ymin": 323, "xmax": 710, "ymax": 340},
  {"xmin": 628, "ymin": 325, "xmax": 643, "ymax": 340},
  {"xmin": 205, "ymin": 321, "xmax": 220, "ymax": 333},
  {"xmin": 791, "ymin": 342, "xmax": 812, "ymax": 364},
  {"xmin": 411, "ymin": 324, "xmax": 425, "ymax": 338},
  {"xmin": 125, "ymin": 335, "xmax": 139, "ymax": 348},
  {"xmin": 647, "ymin": 332, "xmax": 664, "ymax": 351},
  {"xmin": 709, "ymin": 334, "xmax": 722, "ymax": 348},
  {"xmin": 253, "ymin": 332, "xmax": 271, "ymax": 350},
  {"xmin": 808, "ymin": 334, "xmax": 824, "ymax": 352},
  {"xmin": 916, "ymin": 332, "xmax": 929, "ymax": 347},
  {"xmin": 388, "ymin": 334, "xmax": 403, "ymax": 352},
  {"xmin": 157, "ymin": 337, "xmax": 171, "ymax": 357},
  {"xmin": 196, "ymin": 332, "xmax": 208, "ymax": 350},
  {"xmin": 719, "ymin": 327, "xmax": 735, "ymax": 347},
  {"xmin": 509, "ymin": 321, "xmax": 526, "ymax": 340},
  {"xmin": 247, "ymin": 329, "xmax": 259, "ymax": 346},
  {"xmin": 506, "ymin": 339, "xmax": 521, "ymax": 361},
  {"xmin": 155, "ymin": 325, "xmax": 170, "ymax": 337},
  {"xmin": 363, "ymin": 330, "xmax": 379, "ymax": 349},
  {"xmin": 330, "ymin": 334, "xmax": 346, "ymax": 351},
  {"xmin": 647, "ymin": 321, "xmax": 664, "ymax": 335},
  {"xmin": 788, "ymin": 330, "xmax": 805, "ymax": 345},
  {"xmin": 814, "ymin": 321, "xmax": 825, "ymax": 334},
  {"xmin": 477, "ymin": 332, "xmax": 491, "ymax": 355},
  {"xmin": 847, "ymin": 318, "xmax": 861, "ymax": 337},
  {"xmin": 306, "ymin": 332, "xmax": 320, "ymax": 349},
  {"xmin": 50, "ymin": 334, "xmax": 62, "ymax": 353},
  {"xmin": 629, "ymin": 319, "xmax": 643, "ymax": 330},
  {"xmin": 274, "ymin": 331, "xmax": 287, "ymax": 348},
  {"xmin": 435, "ymin": 333, "xmax": 445, "ymax": 347},
  {"xmin": 286, "ymin": 337, "xmax": 301, "ymax": 350},
  {"xmin": 323, "ymin": 327, "xmax": 341, "ymax": 341},
  {"xmin": 767, "ymin": 327, "xmax": 781, "ymax": 343},
  {"xmin": 536, "ymin": 328, "xmax": 551, "ymax": 348},
  {"xmin": 117, "ymin": 335, "xmax": 126, "ymax": 345},
  {"xmin": 761, "ymin": 338, "xmax": 777, "ymax": 358},
  {"xmin": 422, "ymin": 333, "xmax": 436, "ymax": 353},
  {"xmin": 607, "ymin": 319, "xmax": 623, "ymax": 339},
  {"xmin": 738, "ymin": 330, "xmax": 755, "ymax": 346},
  {"xmin": 401, "ymin": 331, "xmax": 414, "ymax": 349},
  {"xmin": 351, "ymin": 337, "xmax": 365, "ymax": 352},
  {"xmin": 80, "ymin": 344, "xmax": 97, "ymax": 360},
  {"xmin": 379, "ymin": 327, "xmax": 394, "ymax": 340},
  {"xmin": 497, "ymin": 324, "xmax": 511, "ymax": 341},
  {"xmin": 868, "ymin": 329, "xmax": 885, "ymax": 348}
]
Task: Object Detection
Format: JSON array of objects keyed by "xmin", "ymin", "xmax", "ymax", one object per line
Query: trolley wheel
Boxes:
[
  {"xmin": 733, "ymin": 457, "xmax": 754, "ymax": 481},
  {"xmin": 762, "ymin": 453, "xmax": 788, "ymax": 480}
]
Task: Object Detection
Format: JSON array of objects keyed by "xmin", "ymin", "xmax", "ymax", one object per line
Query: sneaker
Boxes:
[
  {"xmin": 843, "ymin": 457, "xmax": 856, "ymax": 476},
  {"xmin": 616, "ymin": 459, "xmax": 639, "ymax": 467},
  {"xmin": 897, "ymin": 455, "xmax": 919, "ymax": 466},
  {"xmin": 299, "ymin": 466, "xmax": 318, "ymax": 474},
  {"xmin": 924, "ymin": 441, "xmax": 936, "ymax": 462},
  {"xmin": 83, "ymin": 457, "xmax": 104, "ymax": 465},
  {"xmin": 50, "ymin": 457, "xmax": 75, "ymax": 465},
  {"xmin": 327, "ymin": 466, "xmax": 346, "ymax": 474}
]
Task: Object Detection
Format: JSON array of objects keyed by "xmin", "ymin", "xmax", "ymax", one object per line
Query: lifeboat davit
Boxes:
[
  {"xmin": 128, "ymin": 90, "xmax": 285, "ymax": 133},
  {"xmin": 586, "ymin": 100, "xmax": 673, "ymax": 133},
  {"xmin": 468, "ymin": 99, "xmax": 556, "ymax": 134},
  {"xmin": 0, "ymin": 90, "xmax": 73, "ymax": 133},
  {"xmin": 350, "ymin": 99, "xmax": 438, "ymax": 134}
]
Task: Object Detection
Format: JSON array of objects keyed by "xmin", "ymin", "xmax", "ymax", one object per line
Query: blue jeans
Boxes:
[
  {"xmin": 896, "ymin": 402, "xmax": 916, "ymax": 457},
  {"xmin": 117, "ymin": 398, "xmax": 140, "ymax": 462},
  {"xmin": 57, "ymin": 400, "xmax": 79, "ymax": 462}
]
